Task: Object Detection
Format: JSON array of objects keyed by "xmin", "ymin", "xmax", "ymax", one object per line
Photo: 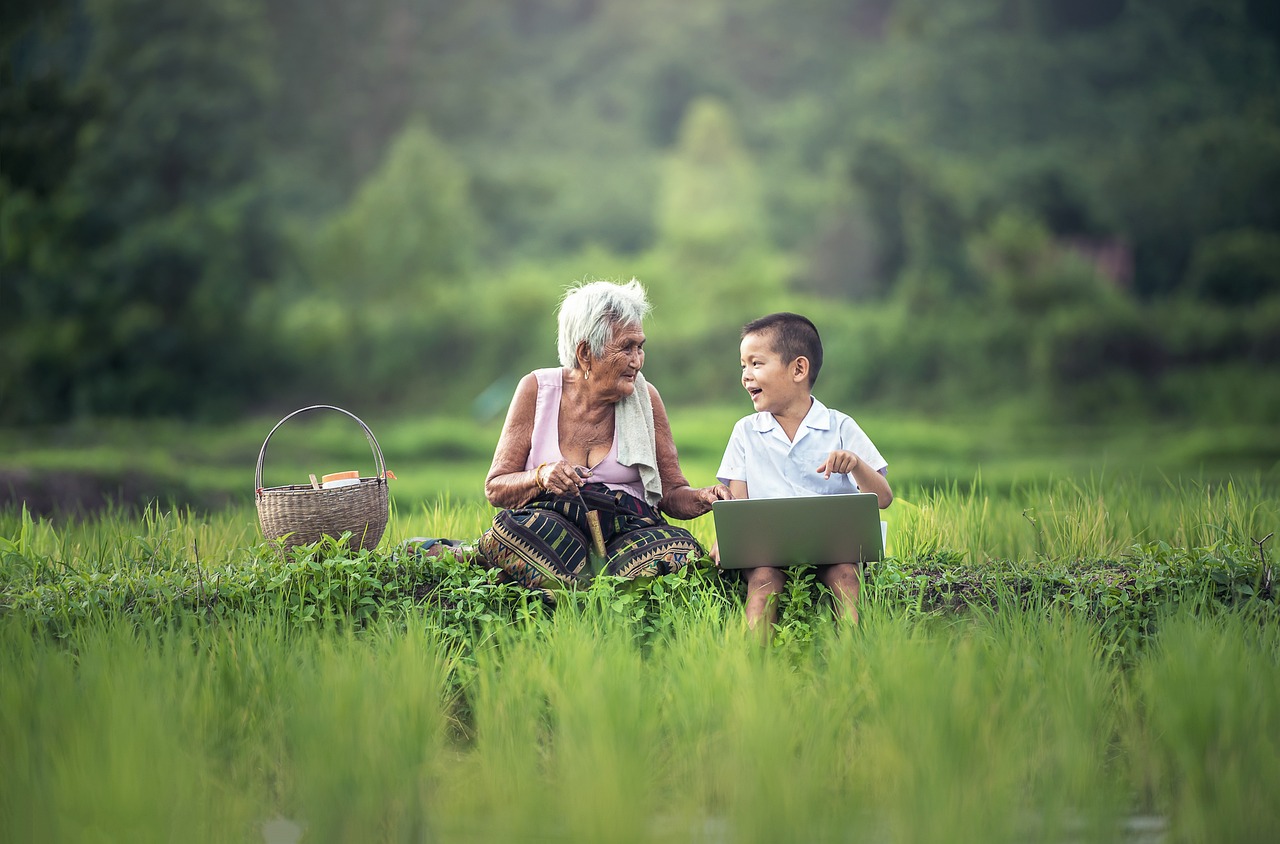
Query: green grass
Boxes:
[
  {"xmin": 2, "ymin": 414, "xmax": 1278, "ymax": 841},
  {"xmin": 3, "ymin": 601, "xmax": 1277, "ymax": 842},
  {"xmin": 2, "ymin": 476, "xmax": 1274, "ymax": 646},
  {"xmin": 3, "ymin": 475, "xmax": 1274, "ymax": 602},
  {"xmin": 3, "ymin": 406, "xmax": 1277, "ymax": 512}
]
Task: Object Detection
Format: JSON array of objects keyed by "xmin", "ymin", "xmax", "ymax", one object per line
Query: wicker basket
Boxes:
[{"xmin": 255, "ymin": 405, "xmax": 390, "ymax": 551}]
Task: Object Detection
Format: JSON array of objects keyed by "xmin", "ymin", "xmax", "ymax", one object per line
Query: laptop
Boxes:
[{"xmin": 711, "ymin": 493, "xmax": 884, "ymax": 570}]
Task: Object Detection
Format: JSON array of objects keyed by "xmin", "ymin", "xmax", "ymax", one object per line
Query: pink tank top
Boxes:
[{"xmin": 526, "ymin": 368, "xmax": 645, "ymax": 501}]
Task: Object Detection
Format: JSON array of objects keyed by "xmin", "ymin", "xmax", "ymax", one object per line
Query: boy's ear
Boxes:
[{"xmin": 791, "ymin": 356, "xmax": 810, "ymax": 384}]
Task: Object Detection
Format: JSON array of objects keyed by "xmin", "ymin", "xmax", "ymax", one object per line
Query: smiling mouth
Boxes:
[{"xmin": 747, "ymin": 387, "xmax": 763, "ymax": 398}]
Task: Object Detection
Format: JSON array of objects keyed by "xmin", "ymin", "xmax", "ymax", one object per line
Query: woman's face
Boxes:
[{"xmin": 590, "ymin": 321, "xmax": 646, "ymax": 398}]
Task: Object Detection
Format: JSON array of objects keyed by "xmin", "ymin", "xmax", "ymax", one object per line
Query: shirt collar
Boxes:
[{"xmin": 751, "ymin": 395, "xmax": 829, "ymax": 433}]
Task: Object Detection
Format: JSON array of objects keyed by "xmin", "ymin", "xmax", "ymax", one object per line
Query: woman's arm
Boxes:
[
  {"xmin": 484, "ymin": 374, "xmax": 545, "ymax": 509},
  {"xmin": 650, "ymin": 383, "xmax": 730, "ymax": 519}
]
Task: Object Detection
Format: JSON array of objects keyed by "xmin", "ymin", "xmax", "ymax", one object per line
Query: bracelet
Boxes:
[{"xmin": 534, "ymin": 462, "xmax": 548, "ymax": 490}]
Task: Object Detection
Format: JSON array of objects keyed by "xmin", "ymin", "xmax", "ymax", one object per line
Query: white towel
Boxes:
[{"xmin": 615, "ymin": 372, "xmax": 663, "ymax": 506}]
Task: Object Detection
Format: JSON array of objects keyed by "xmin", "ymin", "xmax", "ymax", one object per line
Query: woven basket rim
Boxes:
[
  {"xmin": 254, "ymin": 405, "xmax": 386, "ymax": 494},
  {"xmin": 259, "ymin": 477, "xmax": 386, "ymax": 494}
]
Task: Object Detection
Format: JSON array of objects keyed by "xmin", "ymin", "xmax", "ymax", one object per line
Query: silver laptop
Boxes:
[{"xmin": 711, "ymin": 493, "xmax": 884, "ymax": 570}]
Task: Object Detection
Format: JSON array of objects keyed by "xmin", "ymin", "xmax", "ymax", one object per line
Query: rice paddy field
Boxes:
[{"xmin": 1, "ymin": 409, "xmax": 1278, "ymax": 842}]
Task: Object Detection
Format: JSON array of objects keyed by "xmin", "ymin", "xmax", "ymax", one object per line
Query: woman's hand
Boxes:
[
  {"xmin": 671, "ymin": 483, "xmax": 732, "ymax": 518},
  {"xmin": 695, "ymin": 483, "xmax": 733, "ymax": 510},
  {"xmin": 535, "ymin": 461, "xmax": 589, "ymax": 496}
]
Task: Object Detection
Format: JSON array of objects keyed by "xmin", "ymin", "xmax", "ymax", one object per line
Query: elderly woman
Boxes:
[{"xmin": 478, "ymin": 279, "xmax": 729, "ymax": 592}]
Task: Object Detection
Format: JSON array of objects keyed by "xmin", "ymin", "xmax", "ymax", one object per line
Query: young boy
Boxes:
[{"xmin": 714, "ymin": 312, "xmax": 892, "ymax": 636}]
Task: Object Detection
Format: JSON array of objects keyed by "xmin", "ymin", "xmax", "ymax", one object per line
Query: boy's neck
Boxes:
[{"xmin": 769, "ymin": 394, "xmax": 813, "ymax": 442}]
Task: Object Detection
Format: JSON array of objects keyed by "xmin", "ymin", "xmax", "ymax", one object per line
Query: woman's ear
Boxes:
[{"xmin": 576, "ymin": 340, "xmax": 593, "ymax": 372}]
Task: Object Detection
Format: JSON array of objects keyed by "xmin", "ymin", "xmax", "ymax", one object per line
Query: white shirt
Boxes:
[{"xmin": 716, "ymin": 396, "xmax": 888, "ymax": 498}]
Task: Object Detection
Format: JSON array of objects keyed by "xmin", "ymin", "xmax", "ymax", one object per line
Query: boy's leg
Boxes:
[
  {"xmin": 744, "ymin": 566, "xmax": 786, "ymax": 643},
  {"xmin": 818, "ymin": 563, "xmax": 861, "ymax": 625}
]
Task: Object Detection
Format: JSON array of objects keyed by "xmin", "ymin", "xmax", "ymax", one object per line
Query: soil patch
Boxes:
[{"xmin": 1, "ymin": 468, "xmax": 229, "ymax": 517}]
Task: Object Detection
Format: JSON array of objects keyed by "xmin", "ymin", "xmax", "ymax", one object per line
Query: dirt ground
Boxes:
[{"xmin": 1, "ymin": 468, "xmax": 230, "ymax": 517}]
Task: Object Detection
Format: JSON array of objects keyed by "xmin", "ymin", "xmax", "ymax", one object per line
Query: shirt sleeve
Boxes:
[
  {"xmin": 839, "ymin": 415, "xmax": 888, "ymax": 475},
  {"xmin": 716, "ymin": 419, "xmax": 749, "ymax": 485}
]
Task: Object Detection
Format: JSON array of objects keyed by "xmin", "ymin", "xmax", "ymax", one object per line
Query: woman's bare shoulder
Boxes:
[{"xmin": 500, "ymin": 372, "xmax": 541, "ymax": 426}]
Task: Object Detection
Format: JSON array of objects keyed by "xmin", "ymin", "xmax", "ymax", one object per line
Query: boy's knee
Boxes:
[
  {"xmin": 819, "ymin": 563, "xmax": 861, "ymax": 588},
  {"xmin": 746, "ymin": 566, "xmax": 786, "ymax": 592}
]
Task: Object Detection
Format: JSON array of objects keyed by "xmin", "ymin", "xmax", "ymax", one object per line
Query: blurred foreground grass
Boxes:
[{"xmin": 3, "ymin": 601, "xmax": 1277, "ymax": 843}]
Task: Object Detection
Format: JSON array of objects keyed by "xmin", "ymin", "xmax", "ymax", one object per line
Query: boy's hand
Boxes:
[{"xmin": 817, "ymin": 449, "xmax": 860, "ymax": 478}]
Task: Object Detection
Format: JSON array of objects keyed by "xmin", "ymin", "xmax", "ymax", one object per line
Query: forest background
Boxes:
[{"xmin": 3, "ymin": 0, "xmax": 1279, "ymax": 460}]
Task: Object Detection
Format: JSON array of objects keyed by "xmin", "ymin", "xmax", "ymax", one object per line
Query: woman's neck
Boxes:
[{"xmin": 566, "ymin": 367, "xmax": 621, "ymax": 415}]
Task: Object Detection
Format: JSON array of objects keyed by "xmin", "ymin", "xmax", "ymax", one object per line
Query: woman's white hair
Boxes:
[{"xmin": 556, "ymin": 278, "xmax": 652, "ymax": 369}]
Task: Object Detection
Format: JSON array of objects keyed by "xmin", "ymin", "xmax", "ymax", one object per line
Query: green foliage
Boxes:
[
  {"xmin": 846, "ymin": 134, "xmax": 977, "ymax": 302},
  {"xmin": 3, "ymin": 466, "xmax": 1279, "ymax": 838},
  {"xmin": 0, "ymin": 65, "xmax": 95, "ymax": 199},
  {"xmin": 4, "ymin": 572, "xmax": 1279, "ymax": 841},
  {"xmin": 655, "ymin": 97, "xmax": 766, "ymax": 263},
  {"xmin": 844, "ymin": 0, "xmax": 1280, "ymax": 297},
  {"xmin": 1031, "ymin": 300, "xmax": 1164, "ymax": 407},
  {"xmin": 1027, "ymin": 295, "xmax": 1280, "ymax": 420},
  {"xmin": 1131, "ymin": 609, "xmax": 1280, "ymax": 843},
  {"xmin": 1, "ymin": 521, "xmax": 541, "ymax": 644},
  {"xmin": 870, "ymin": 542, "xmax": 1271, "ymax": 662},
  {"xmin": 968, "ymin": 209, "xmax": 1118, "ymax": 311},
  {"xmin": 5, "ymin": 0, "xmax": 1280, "ymax": 424},
  {"xmin": 1185, "ymin": 228, "xmax": 1280, "ymax": 305},
  {"xmin": 4, "ymin": 475, "xmax": 1275, "ymax": 649},
  {"xmin": 306, "ymin": 119, "xmax": 480, "ymax": 297},
  {"xmin": 3, "ymin": 0, "xmax": 281, "ymax": 422}
]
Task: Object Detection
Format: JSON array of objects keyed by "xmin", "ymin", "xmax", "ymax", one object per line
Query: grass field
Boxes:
[
  {"xmin": 2, "ymin": 410, "xmax": 1278, "ymax": 842},
  {"xmin": 3, "ymin": 404, "xmax": 1277, "ymax": 512},
  {"xmin": 3, "ymin": 594, "xmax": 1278, "ymax": 843}
]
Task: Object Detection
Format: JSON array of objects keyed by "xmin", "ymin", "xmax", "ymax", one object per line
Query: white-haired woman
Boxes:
[{"xmin": 478, "ymin": 278, "xmax": 730, "ymax": 594}]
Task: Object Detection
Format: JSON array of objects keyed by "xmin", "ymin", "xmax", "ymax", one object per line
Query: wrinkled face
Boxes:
[
  {"xmin": 590, "ymin": 321, "xmax": 646, "ymax": 398},
  {"xmin": 739, "ymin": 330, "xmax": 802, "ymax": 413}
]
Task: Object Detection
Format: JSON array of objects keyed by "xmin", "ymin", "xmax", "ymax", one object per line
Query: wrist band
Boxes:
[{"xmin": 534, "ymin": 462, "xmax": 548, "ymax": 490}]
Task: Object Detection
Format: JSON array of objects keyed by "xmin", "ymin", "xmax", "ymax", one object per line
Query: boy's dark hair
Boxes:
[{"xmin": 742, "ymin": 312, "xmax": 823, "ymax": 387}]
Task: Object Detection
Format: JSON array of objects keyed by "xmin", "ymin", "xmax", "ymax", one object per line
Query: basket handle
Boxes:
[{"xmin": 255, "ymin": 405, "xmax": 387, "ymax": 494}]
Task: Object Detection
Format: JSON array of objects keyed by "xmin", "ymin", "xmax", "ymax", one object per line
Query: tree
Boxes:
[
  {"xmin": 307, "ymin": 119, "xmax": 479, "ymax": 299},
  {"xmin": 6, "ymin": 0, "xmax": 280, "ymax": 421},
  {"xmin": 655, "ymin": 97, "xmax": 766, "ymax": 262},
  {"xmin": 835, "ymin": 0, "xmax": 1280, "ymax": 298}
]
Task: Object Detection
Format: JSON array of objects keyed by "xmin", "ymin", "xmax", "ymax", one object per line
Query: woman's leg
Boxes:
[
  {"xmin": 605, "ymin": 525, "xmax": 703, "ymax": 578},
  {"xmin": 818, "ymin": 562, "xmax": 861, "ymax": 625},
  {"xmin": 479, "ymin": 507, "xmax": 592, "ymax": 591},
  {"xmin": 744, "ymin": 566, "xmax": 786, "ymax": 643}
]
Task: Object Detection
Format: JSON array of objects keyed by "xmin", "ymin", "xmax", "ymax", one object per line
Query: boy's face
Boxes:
[{"xmin": 739, "ymin": 330, "xmax": 808, "ymax": 413}]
